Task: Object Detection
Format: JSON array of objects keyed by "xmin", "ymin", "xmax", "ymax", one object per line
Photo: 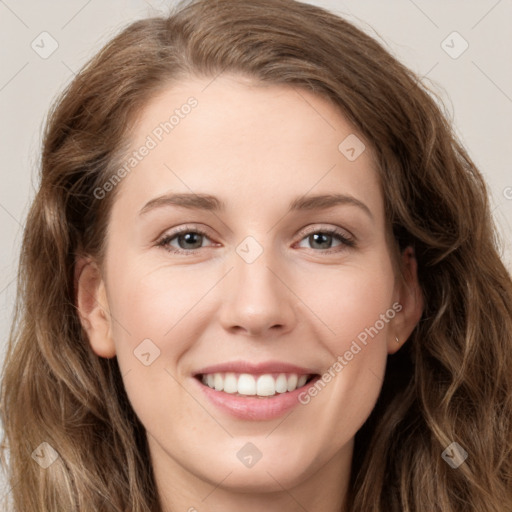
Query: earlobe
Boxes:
[
  {"xmin": 75, "ymin": 257, "xmax": 116, "ymax": 359},
  {"xmin": 388, "ymin": 246, "xmax": 424, "ymax": 354}
]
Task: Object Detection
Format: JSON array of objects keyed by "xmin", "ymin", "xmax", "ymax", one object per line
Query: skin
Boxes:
[{"xmin": 77, "ymin": 74, "xmax": 423, "ymax": 512}]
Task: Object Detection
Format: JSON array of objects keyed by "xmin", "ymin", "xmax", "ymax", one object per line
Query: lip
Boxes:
[
  {"xmin": 193, "ymin": 373, "xmax": 321, "ymax": 421},
  {"xmin": 193, "ymin": 360, "xmax": 317, "ymax": 377}
]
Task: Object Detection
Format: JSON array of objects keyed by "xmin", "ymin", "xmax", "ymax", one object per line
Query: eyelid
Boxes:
[
  {"xmin": 294, "ymin": 224, "xmax": 356, "ymax": 253},
  {"xmin": 299, "ymin": 223, "xmax": 355, "ymax": 241},
  {"xmin": 155, "ymin": 224, "xmax": 215, "ymax": 251}
]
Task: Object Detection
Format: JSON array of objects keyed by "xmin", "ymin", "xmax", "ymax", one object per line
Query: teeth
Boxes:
[
  {"xmin": 200, "ymin": 372, "xmax": 312, "ymax": 396},
  {"xmin": 214, "ymin": 373, "xmax": 223, "ymax": 391},
  {"xmin": 256, "ymin": 374, "xmax": 275, "ymax": 396},
  {"xmin": 238, "ymin": 373, "xmax": 256, "ymax": 395},
  {"xmin": 287, "ymin": 374, "xmax": 298, "ymax": 392},
  {"xmin": 223, "ymin": 372, "xmax": 238, "ymax": 393},
  {"xmin": 275, "ymin": 374, "xmax": 288, "ymax": 393}
]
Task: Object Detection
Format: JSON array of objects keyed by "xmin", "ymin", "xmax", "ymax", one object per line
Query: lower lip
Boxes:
[{"xmin": 193, "ymin": 375, "xmax": 321, "ymax": 421}]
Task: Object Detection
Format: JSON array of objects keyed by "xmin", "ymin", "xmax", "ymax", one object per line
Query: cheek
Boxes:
[
  {"xmin": 104, "ymin": 259, "xmax": 208, "ymax": 395},
  {"xmin": 303, "ymin": 256, "xmax": 396, "ymax": 350},
  {"xmin": 295, "ymin": 257, "xmax": 395, "ymax": 428},
  {"xmin": 106, "ymin": 266, "xmax": 208, "ymax": 436},
  {"xmin": 108, "ymin": 260, "xmax": 208, "ymax": 344}
]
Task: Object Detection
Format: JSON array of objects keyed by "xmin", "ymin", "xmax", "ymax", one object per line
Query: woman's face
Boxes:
[{"xmin": 78, "ymin": 74, "xmax": 422, "ymax": 505}]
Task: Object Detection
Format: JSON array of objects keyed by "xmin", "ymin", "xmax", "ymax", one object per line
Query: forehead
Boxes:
[{"xmin": 111, "ymin": 74, "xmax": 383, "ymax": 222}]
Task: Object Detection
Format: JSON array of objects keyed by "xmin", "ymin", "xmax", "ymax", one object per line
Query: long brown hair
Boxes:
[{"xmin": 1, "ymin": 0, "xmax": 511, "ymax": 510}]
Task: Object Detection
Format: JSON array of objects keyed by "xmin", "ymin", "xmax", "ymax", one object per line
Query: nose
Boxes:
[{"xmin": 218, "ymin": 245, "xmax": 297, "ymax": 338}]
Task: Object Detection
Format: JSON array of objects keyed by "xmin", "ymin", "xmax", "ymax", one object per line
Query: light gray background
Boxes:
[{"xmin": 1, "ymin": 0, "xmax": 511, "ymax": 500}]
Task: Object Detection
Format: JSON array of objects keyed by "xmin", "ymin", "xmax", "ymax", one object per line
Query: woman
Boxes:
[{"xmin": 1, "ymin": 0, "xmax": 511, "ymax": 510}]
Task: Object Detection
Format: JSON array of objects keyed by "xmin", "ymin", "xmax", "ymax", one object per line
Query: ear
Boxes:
[
  {"xmin": 387, "ymin": 246, "xmax": 424, "ymax": 354},
  {"xmin": 75, "ymin": 257, "xmax": 116, "ymax": 358}
]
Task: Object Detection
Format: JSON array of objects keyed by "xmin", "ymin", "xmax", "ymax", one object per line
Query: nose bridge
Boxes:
[{"xmin": 218, "ymin": 234, "xmax": 296, "ymax": 336}]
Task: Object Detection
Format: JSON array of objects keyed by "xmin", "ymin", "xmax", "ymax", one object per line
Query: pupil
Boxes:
[
  {"xmin": 311, "ymin": 233, "xmax": 331, "ymax": 249},
  {"xmin": 180, "ymin": 232, "xmax": 202, "ymax": 249}
]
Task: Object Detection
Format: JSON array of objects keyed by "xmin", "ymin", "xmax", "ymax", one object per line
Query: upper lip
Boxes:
[{"xmin": 194, "ymin": 360, "xmax": 318, "ymax": 376}]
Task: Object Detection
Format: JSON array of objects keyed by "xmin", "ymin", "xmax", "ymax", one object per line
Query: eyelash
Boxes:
[{"xmin": 156, "ymin": 224, "xmax": 356, "ymax": 256}]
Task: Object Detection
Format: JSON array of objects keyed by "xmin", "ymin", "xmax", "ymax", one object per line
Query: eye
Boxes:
[
  {"xmin": 296, "ymin": 227, "xmax": 355, "ymax": 253},
  {"xmin": 156, "ymin": 225, "xmax": 356, "ymax": 256},
  {"xmin": 156, "ymin": 226, "xmax": 215, "ymax": 255}
]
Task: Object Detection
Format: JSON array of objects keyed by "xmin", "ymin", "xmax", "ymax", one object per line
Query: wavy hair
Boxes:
[{"xmin": 1, "ymin": 0, "xmax": 511, "ymax": 510}]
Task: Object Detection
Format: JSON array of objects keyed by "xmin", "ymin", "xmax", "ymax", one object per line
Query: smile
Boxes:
[
  {"xmin": 197, "ymin": 372, "xmax": 316, "ymax": 397},
  {"xmin": 193, "ymin": 371, "xmax": 321, "ymax": 421}
]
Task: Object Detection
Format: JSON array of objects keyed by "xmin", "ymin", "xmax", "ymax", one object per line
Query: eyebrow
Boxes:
[{"xmin": 139, "ymin": 192, "xmax": 373, "ymax": 219}]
